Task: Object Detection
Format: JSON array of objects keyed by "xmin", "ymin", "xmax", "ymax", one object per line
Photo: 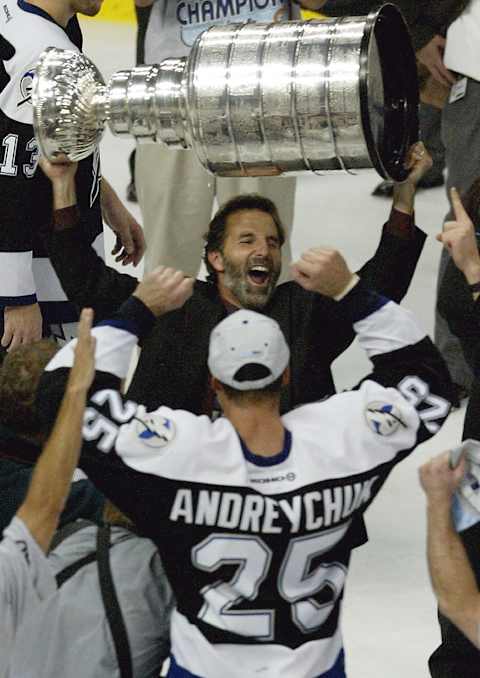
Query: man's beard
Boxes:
[{"xmin": 222, "ymin": 256, "xmax": 280, "ymax": 309}]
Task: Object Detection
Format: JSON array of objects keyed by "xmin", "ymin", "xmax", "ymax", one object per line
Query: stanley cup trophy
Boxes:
[{"xmin": 32, "ymin": 4, "xmax": 418, "ymax": 181}]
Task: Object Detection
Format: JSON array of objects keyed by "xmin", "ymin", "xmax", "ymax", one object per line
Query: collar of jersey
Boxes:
[
  {"xmin": 17, "ymin": 0, "xmax": 63, "ymax": 28},
  {"xmin": 239, "ymin": 428, "xmax": 292, "ymax": 467}
]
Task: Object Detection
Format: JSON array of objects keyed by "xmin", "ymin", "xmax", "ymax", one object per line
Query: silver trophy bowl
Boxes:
[
  {"xmin": 33, "ymin": 4, "xmax": 418, "ymax": 180},
  {"xmin": 33, "ymin": 48, "xmax": 107, "ymax": 162}
]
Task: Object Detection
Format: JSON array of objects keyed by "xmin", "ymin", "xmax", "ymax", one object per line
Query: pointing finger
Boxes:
[{"xmin": 451, "ymin": 187, "xmax": 469, "ymax": 222}]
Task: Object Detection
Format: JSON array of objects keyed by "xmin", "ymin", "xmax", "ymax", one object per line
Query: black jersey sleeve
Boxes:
[
  {"xmin": 307, "ymin": 213, "xmax": 426, "ymax": 369},
  {"xmin": 338, "ymin": 280, "xmax": 454, "ymax": 443},
  {"xmin": 46, "ymin": 218, "xmax": 138, "ymax": 321}
]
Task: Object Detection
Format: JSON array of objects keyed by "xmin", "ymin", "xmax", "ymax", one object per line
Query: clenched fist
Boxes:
[
  {"xmin": 291, "ymin": 248, "xmax": 355, "ymax": 298},
  {"xmin": 133, "ymin": 266, "xmax": 194, "ymax": 316}
]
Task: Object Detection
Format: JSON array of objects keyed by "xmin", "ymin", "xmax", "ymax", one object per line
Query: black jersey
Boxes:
[
  {"xmin": 39, "ymin": 285, "xmax": 453, "ymax": 678},
  {"xmin": 0, "ymin": 0, "xmax": 103, "ymax": 325}
]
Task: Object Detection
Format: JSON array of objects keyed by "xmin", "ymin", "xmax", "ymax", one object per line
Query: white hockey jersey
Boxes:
[
  {"xmin": 40, "ymin": 284, "xmax": 452, "ymax": 678},
  {"xmin": 0, "ymin": 0, "xmax": 103, "ymax": 326}
]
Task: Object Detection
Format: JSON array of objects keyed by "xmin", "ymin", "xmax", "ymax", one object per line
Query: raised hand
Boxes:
[
  {"xmin": 38, "ymin": 155, "xmax": 78, "ymax": 210},
  {"xmin": 68, "ymin": 308, "xmax": 97, "ymax": 393},
  {"xmin": 38, "ymin": 155, "xmax": 78, "ymax": 183},
  {"xmin": 402, "ymin": 141, "xmax": 433, "ymax": 186},
  {"xmin": 436, "ymin": 188, "xmax": 480, "ymax": 284},
  {"xmin": 291, "ymin": 247, "xmax": 355, "ymax": 298},
  {"xmin": 101, "ymin": 178, "xmax": 146, "ymax": 267},
  {"xmin": 419, "ymin": 450, "xmax": 467, "ymax": 507},
  {"xmin": 392, "ymin": 142, "xmax": 433, "ymax": 216},
  {"xmin": 133, "ymin": 266, "xmax": 195, "ymax": 316}
]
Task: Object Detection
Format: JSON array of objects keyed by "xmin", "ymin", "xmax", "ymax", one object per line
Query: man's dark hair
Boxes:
[
  {"xmin": 203, "ymin": 194, "xmax": 286, "ymax": 284},
  {"xmin": 0, "ymin": 340, "xmax": 59, "ymax": 438},
  {"xmin": 220, "ymin": 363, "xmax": 284, "ymax": 406}
]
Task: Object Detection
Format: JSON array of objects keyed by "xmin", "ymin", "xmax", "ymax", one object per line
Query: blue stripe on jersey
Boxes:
[
  {"xmin": 338, "ymin": 280, "xmax": 389, "ymax": 324},
  {"xmin": 322, "ymin": 649, "xmax": 346, "ymax": 677},
  {"xmin": 96, "ymin": 297, "xmax": 156, "ymax": 340},
  {"xmin": 168, "ymin": 649, "xmax": 346, "ymax": 677},
  {"xmin": 17, "ymin": 0, "xmax": 59, "ymax": 24},
  {"xmin": 240, "ymin": 428, "xmax": 292, "ymax": 467},
  {"xmin": 17, "ymin": 1, "xmax": 82, "ymax": 47},
  {"xmin": 0, "ymin": 293, "xmax": 37, "ymax": 307},
  {"xmin": 96, "ymin": 318, "xmax": 142, "ymax": 337},
  {"xmin": 168, "ymin": 656, "xmax": 202, "ymax": 677}
]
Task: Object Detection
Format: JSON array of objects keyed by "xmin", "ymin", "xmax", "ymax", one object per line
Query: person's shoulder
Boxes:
[
  {"xmin": 1, "ymin": 4, "xmax": 77, "ymax": 125},
  {"xmin": 267, "ymin": 281, "xmax": 328, "ymax": 318},
  {"xmin": 187, "ymin": 280, "xmax": 224, "ymax": 312},
  {"xmin": 193, "ymin": 279, "xmax": 220, "ymax": 299},
  {"xmin": 272, "ymin": 280, "xmax": 321, "ymax": 301},
  {"xmin": 0, "ymin": 516, "xmax": 48, "ymax": 584},
  {"xmin": 3, "ymin": 3, "xmax": 76, "ymax": 54}
]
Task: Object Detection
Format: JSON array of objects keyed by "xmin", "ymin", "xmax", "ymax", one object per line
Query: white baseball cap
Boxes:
[{"xmin": 208, "ymin": 310, "xmax": 290, "ymax": 390}]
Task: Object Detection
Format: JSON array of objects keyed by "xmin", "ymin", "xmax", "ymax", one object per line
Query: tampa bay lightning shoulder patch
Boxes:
[
  {"xmin": 133, "ymin": 412, "xmax": 176, "ymax": 448},
  {"xmin": 365, "ymin": 401, "xmax": 406, "ymax": 436}
]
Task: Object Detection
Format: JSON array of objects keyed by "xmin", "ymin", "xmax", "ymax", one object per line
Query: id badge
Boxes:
[{"xmin": 449, "ymin": 77, "xmax": 467, "ymax": 104}]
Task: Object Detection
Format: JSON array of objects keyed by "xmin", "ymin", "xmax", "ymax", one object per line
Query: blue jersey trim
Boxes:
[
  {"xmin": 0, "ymin": 293, "xmax": 37, "ymax": 307},
  {"xmin": 96, "ymin": 318, "xmax": 141, "ymax": 337},
  {"xmin": 321, "ymin": 649, "xmax": 346, "ymax": 677},
  {"xmin": 96, "ymin": 297, "xmax": 156, "ymax": 340},
  {"xmin": 338, "ymin": 280, "xmax": 390, "ymax": 324},
  {"xmin": 17, "ymin": 0, "xmax": 59, "ymax": 24},
  {"xmin": 17, "ymin": 1, "xmax": 83, "ymax": 47},
  {"xmin": 168, "ymin": 656, "xmax": 202, "ymax": 678},
  {"xmin": 240, "ymin": 428, "xmax": 292, "ymax": 467},
  {"xmin": 168, "ymin": 649, "xmax": 345, "ymax": 678}
]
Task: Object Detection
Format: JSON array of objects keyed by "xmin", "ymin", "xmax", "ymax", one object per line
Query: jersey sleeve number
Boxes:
[
  {"xmin": 398, "ymin": 375, "xmax": 450, "ymax": 434},
  {"xmin": 191, "ymin": 522, "xmax": 350, "ymax": 640}
]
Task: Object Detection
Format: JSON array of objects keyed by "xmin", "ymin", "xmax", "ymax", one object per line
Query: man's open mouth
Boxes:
[{"xmin": 247, "ymin": 265, "xmax": 270, "ymax": 286}]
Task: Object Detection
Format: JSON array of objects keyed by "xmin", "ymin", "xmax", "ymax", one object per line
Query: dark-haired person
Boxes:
[
  {"xmin": 41, "ymin": 142, "xmax": 431, "ymax": 417},
  {"xmin": 37, "ymin": 258, "xmax": 452, "ymax": 678},
  {"xmin": 0, "ymin": 339, "xmax": 104, "ymax": 534},
  {"xmin": 135, "ymin": 0, "xmax": 331, "ymax": 278}
]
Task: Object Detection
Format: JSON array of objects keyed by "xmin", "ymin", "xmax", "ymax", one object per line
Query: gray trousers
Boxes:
[
  {"xmin": 434, "ymin": 77, "xmax": 480, "ymax": 390},
  {"xmin": 135, "ymin": 144, "xmax": 296, "ymax": 279}
]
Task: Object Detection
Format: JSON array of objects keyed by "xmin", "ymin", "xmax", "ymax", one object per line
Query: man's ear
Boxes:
[
  {"xmin": 282, "ymin": 367, "xmax": 290, "ymax": 387},
  {"xmin": 207, "ymin": 250, "xmax": 225, "ymax": 274},
  {"xmin": 211, "ymin": 375, "xmax": 223, "ymax": 394}
]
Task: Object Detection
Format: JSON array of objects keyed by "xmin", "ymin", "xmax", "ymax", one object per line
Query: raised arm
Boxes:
[
  {"xmin": 437, "ymin": 187, "xmax": 480, "ymax": 342},
  {"xmin": 420, "ymin": 451, "xmax": 480, "ymax": 648},
  {"xmin": 357, "ymin": 142, "xmax": 431, "ymax": 303},
  {"xmin": 292, "ymin": 245, "xmax": 453, "ymax": 441},
  {"xmin": 36, "ymin": 267, "xmax": 194, "ymax": 528},
  {"xmin": 16, "ymin": 308, "xmax": 96, "ymax": 553},
  {"xmin": 39, "ymin": 157, "xmax": 138, "ymax": 321}
]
